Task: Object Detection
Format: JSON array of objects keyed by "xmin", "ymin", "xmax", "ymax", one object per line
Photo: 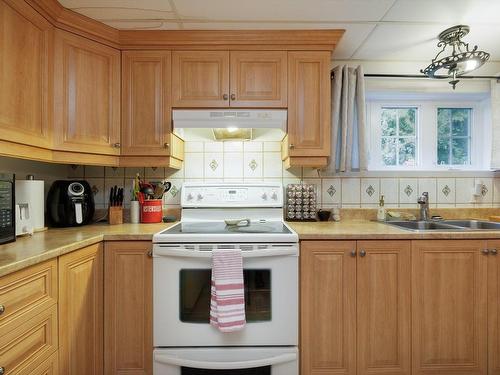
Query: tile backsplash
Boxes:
[{"xmin": 63, "ymin": 141, "xmax": 500, "ymax": 211}]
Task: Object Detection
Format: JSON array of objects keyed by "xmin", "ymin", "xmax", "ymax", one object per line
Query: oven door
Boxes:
[
  {"xmin": 153, "ymin": 244, "xmax": 298, "ymax": 347},
  {"xmin": 153, "ymin": 347, "xmax": 298, "ymax": 375}
]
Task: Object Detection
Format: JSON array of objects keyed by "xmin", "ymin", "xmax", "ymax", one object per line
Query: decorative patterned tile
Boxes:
[
  {"xmin": 341, "ymin": 178, "xmax": 361, "ymax": 206},
  {"xmin": 437, "ymin": 178, "xmax": 455, "ymax": 205},
  {"xmin": 321, "ymin": 179, "xmax": 341, "ymax": 205},
  {"xmin": 204, "ymin": 153, "xmax": 223, "ymax": 179},
  {"xmin": 244, "ymin": 152, "xmax": 263, "ymax": 179},
  {"xmin": 474, "ymin": 178, "xmax": 493, "ymax": 204},
  {"xmin": 398, "ymin": 178, "xmax": 418, "ymax": 205},
  {"xmin": 361, "ymin": 178, "xmax": 379, "ymax": 205},
  {"xmin": 86, "ymin": 178, "xmax": 105, "ymax": 208}
]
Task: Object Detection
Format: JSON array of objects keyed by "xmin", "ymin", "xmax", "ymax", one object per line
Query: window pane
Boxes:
[
  {"xmin": 398, "ymin": 108, "xmax": 416, "ymax": 136},
  {"xmin": 381, "ymin": 109, "xmax": 397, "ymax": 136},
  {"xmin": 382, "ymin": 138, "xmax": 397, "ymax": 166},
  {"xmin": 437, "ymin": 137, "xmax": 450, "ymax": 165},
  {"xmin": 451, "ymin": 108, "xmax": 471, "ymax": 136},
  {"xmin": 437, "ymin": 108, "xmax": 471, "ymax": 165},
  {"xmin": 399, "ymin": 138, "xmax": 416, "ymax": 166},
  {"xmin": 452, "ymin": 138, "xmax": 469, "ymax": 165}
]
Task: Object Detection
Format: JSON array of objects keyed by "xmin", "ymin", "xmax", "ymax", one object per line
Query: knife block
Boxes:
[{"xmin": 108, "ymin": 206, "xmax": 123, "ymax": 225}]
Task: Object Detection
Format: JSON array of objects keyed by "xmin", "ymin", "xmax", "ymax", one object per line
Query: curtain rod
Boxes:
[{"xmin": 330, "ymin": 71, "xmax": 500, "ymax": 82}]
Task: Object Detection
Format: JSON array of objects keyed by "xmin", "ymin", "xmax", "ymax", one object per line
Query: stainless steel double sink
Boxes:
[{"xmin": 384, "ymin": 219, "xmax": 500, "ymax": 232}]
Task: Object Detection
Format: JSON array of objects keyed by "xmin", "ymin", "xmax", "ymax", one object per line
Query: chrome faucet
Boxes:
[{"xmin": 417, "ymin": 192, "xmax": 429, "ymax": 221}]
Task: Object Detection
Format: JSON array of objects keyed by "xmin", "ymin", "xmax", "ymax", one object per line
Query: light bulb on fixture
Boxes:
[{"xmin": 226, "ymin": 126, "xmax": 238, "ymax": 133}]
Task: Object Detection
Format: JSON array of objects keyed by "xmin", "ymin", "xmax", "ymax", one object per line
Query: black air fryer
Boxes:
[{"xmin": 46, "ymin": 180, "xmax": 95, "ymax": 227}]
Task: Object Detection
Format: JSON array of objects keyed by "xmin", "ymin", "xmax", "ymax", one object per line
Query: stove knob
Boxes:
[
  {"xmin": 187, "ymin": 193, "xmax": 194, "ymax": 200},
  {"xmin": 271, "ymin": 192, "xmax": 278, "ymax": 200},
  {"xmin": 261, "ymin": 193, "xmax": 268, "ymax": 200},
  {"xmin": 197, "ymin": 194, "xmax": 203, "ymax": 200}
]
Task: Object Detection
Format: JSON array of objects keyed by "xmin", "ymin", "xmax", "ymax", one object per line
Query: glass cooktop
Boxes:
[{"xmin": 160, "ymin": 221, "xmax": 292, "ymax": 235}]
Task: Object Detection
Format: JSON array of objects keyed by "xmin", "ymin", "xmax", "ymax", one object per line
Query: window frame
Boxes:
[{"xmin": 368, "ymin": 100, "xmax": 485, "ymax": 171}]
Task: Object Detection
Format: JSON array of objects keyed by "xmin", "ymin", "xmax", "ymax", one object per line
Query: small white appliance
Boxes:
[
  {"xmin": 153, "ymin": 183, "xmax": 299, "ymax": 375},
  {"xmin": 15, "ymin": 203, "xmax": 33, "ymax": 236},
  {"xmin": 15, "ymin": 175, "xmax": 45, "ymax": 232}
]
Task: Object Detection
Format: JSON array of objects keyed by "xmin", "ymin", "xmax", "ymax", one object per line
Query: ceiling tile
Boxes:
[
  {"xmin": 175, "ymin": 0, "xmax": 394, "ymax": 22},
  {"xmin": 332, "ymin": 24, "xmax": 376, "ymax": 59},
  {"xmin": 383, "ymin": 0, "xmax": 500, "ymax": 24},
  {"xmin": 59, "ymin": 0, "xmax": 172, "ymax": 12},
  {"xmin": 104, "ymin": 21, "xmax": 181, "ymax": 30},
  {"xmin": 72, "ymin": 7, "xmax": 176, "ymax": 21}
]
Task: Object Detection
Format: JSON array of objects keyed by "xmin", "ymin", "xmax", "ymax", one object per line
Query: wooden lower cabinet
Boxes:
[
  {"xmin": 301, "ymin": 240, "xmax": 411, "ymax": 375},
  {"xmin": 301, "ymin": 240, "xmax": 357, "ymax": 375},
  {"xmin": 488, "ymin": 240, "xmax": 500, "ymax": 375},
  {"xmin": 19, "ymin": 352, "xmax": 58, "ymax": 375},
  {"xmin": 58, "ymin": 243, "xmax": 104, "ymax": 375},
  {"xmin": 357, "ymin": 241, "xmax": 411, "ymax": 375},
  {"xmin": 104, "ymin": 241, "xmax": 153, "ymax": 375},
  {"xmin": 412, "ymin": 240, "xmax": 488, "ymax": 375}
]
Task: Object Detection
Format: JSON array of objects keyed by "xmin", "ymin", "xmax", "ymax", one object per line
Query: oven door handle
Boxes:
[
  {"xmin": 154, "ymin": 352, "xmax": 297, "ymax": 369},
  {"xmin": 154, "ymin": 247, "xmax": 297, "ymax": 258}
]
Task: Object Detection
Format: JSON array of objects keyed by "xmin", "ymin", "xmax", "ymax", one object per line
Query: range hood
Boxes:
[{"xmin": 173, "ymin": 109, "xmax": 287, "ymax": 141}]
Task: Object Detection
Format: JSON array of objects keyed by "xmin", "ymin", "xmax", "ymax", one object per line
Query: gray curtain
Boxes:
[{"xmin": 324, "ymin": 65, "xmax": 367, "ymax": 174}]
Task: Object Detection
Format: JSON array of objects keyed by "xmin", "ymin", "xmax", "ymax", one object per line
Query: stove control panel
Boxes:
[{"xmin": 181, "ymin": 183, "xmax": 283, "ymax": 208}]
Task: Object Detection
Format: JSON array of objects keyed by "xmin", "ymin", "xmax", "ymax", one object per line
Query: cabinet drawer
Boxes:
[
  {"xmin": 0, "ymin": 260, "xmax": 57, "ymax": 326},
  {"xmin": 0, "ymin": 304, "xmax": 58, "ymax": 375},
  {"xmin": 18, "ymin": 351, "xmax": 58, "ymax": 375}
]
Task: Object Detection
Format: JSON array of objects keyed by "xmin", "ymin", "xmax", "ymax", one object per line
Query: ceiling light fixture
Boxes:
[{"xmin": 421, "ymin": 25, "xmax": 490, "ymax": 89}]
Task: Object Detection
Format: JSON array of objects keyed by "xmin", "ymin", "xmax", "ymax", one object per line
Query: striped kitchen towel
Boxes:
[{"xmin": 210, "ymin": 248, "xmax": 246, "ymax": 332}]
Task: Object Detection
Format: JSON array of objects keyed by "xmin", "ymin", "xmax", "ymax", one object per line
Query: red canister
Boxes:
[{"xmin": 140, "ymin": 199, "xmax": 163, "ymax": 223}]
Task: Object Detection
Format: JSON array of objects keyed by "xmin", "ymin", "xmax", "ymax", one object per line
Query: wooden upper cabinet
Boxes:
[
  {"xmin": 488, "ymin": 240, "xmax": 500, "ymax": 375},
  {"xmin": 412, "ymin": 240, "xmax": 488, "ymax": 375},
  {"xmin": 59, "ymin": 243, "xmax": 104, "ymax": 375},
  {"xmin": 229, "ymin": 51, "xmax": 287, "ymax": 107},
  {"xmin": 172, "ymin": 51, "xmax": 230, "ymax": 107},
  {"xmin": 0, "ymin": 0, "xmax": 52, "ymax": 149},
  {"xmin": 286, "ymin": 51, "xmax": 331, "ymax": 158},
  {"xmin": 357, "ymin": 241, "xmax": 411, "ymax": 375},
  {"xmin": 53, "ymin": 29, "xmax": 120, "ymax": 155},
  {"xmin": 104, "ymin": 241, "xmax": 153, "ymax": 375},
  {"xmin": 122, "ymin": 51, "xmax": 172, "ymax": 156},
  {"xmin": 301, "ymin": 240, "xmax": 356, "ymax": 375}
]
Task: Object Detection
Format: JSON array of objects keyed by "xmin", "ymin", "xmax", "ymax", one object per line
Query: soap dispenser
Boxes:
[{"xmin": 377, "ymin": 195, "xmax": 386, "ymax": 222}]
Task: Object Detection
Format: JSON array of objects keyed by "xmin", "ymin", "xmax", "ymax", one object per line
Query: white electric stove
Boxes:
[{"xmin": 152, "ymin": 183, "xmax": 299, "ymax": 375}]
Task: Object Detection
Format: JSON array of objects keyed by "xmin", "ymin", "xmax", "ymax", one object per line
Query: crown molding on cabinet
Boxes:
[{"xmin": 25, "ymin": 0, "xmax": 344, "ymax": 50}]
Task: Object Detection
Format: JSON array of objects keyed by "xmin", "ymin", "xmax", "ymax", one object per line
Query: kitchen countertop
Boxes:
[
  {"xmin": 3, "ymin": 219, "xmax": 500, "ymax": 277},
  {"xmin": 0, "ymin": 223, "xmax": 175, "ymax": 277}
]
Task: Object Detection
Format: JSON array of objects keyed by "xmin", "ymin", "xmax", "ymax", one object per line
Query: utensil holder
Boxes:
[
  {"xmin": 140, "ymin": 199, "xmax": 163, "ymax": 223},
  {"xmin": 108, "ymin": 206, "xmax": 123, "ymax": 225}
]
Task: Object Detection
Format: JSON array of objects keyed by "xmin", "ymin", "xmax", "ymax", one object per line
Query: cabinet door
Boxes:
[
  {"xmin": 172, "ymin": 51, "xmax": 229, "ymax": 107},
  {"xmin": 412, "ymin": 240, "xmax": 488, "ymax": 375},
  {"xmin": 287, "ymin": 51, "xmax": 331, "ymax": 157},
  {"xmin": 59, "ymin": 243, "xmax": 104, "ymax": 375},
  {"xmin": 104, "ymin": 242, "xmax": 152, "ymax": 375},
  {"xmin": 488, "ymin": 241, "xmax": 500, "ymax": 375},
  {"xmin": 357, "ymin": 241, "xmax": 411, "ymax": 375},
  {"xmin": 229, "ymin": 51, "xmax": 287, "ymax": 107},
  {"xmin": 122, "ymin": 51, "xmax": 172, "ymax": 156},
  {"xmin": 301, "ymin": 241, "xmax": 356, "ymax": 375},
  {"xmin": 54, "ymin": 29, "xmax": 120, "ymax": 155},
  {"xmin": 0, "ymin": 0, "xmax": 52, "ymax": 149}
]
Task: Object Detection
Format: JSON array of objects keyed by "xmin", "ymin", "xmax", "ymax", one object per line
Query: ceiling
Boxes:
[{"xmin": 58, "ymin": 0, "xmax": 500, "ymax": 62}]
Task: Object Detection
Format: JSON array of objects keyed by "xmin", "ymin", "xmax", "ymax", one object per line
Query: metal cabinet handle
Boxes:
[
  {"xmin": 360, "ymin": 250, "xmax": 366, "ymax": 257},
  {"xmin": 289, "ymin": 144, "xmax": 295, "ymax": 150},
  {"xmin": 230, "ymin": 94, "xmax": 236, "ymax": 100},
  {"xmin": 223, "ymin": 94, "xmax": 229, "ymax": 100},
  {"xmin": 147, "ymin": 250, "xmax": 153, "ymax": 258},
  {"xmin": 113, "ymin": 142, "xmax": 121, "ymax": 148},
  {"xmin": 482, "ymin": 249, "xmax": 490, "ymax": 255},
  {"xmin": 350, "ymin": 250, "xmax": 356, "ymax": 257},
  {"xmin": 164, "ymin": 143, "xmax": 170, "ymax": 149},
  {"xmin": 0, "ymin": 366, "xmax": 4, "ymax": 375},
  {"xmin": 491, "ymin": 249, "xmax": 498, "ymax": 255},
  {"xmin": 0, "ymin": 305, "xmax": 4, "ymax": 315}
]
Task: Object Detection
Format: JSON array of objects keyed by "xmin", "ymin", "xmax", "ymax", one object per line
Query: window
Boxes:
[
  {"xmin": 380, "ymin": 107, "xmax": 417, "ymax": 166},
  {"xmin": 368, "ymin": 100, "xmax": 487, "ymax": 171},
  {"xmin": 437, "ymin": 108, "xmax": 472, "ymax": 166}
]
